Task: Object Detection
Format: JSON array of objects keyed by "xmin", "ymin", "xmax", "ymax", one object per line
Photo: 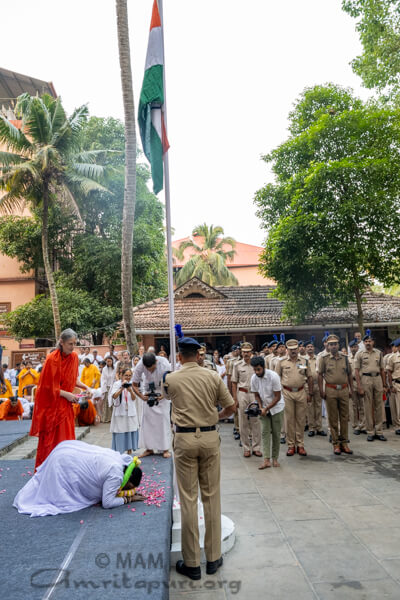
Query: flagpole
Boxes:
[{"xmin": 158, "ymin": 0, "xmax": 176, "ymax": 370}]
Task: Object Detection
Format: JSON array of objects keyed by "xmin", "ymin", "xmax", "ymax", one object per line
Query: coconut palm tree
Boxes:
[
  {"xmin": 174, "ymin": 223, "xmax": 238, "ymax": 286},
  {"xmin": 0, "ymin": 93, "xmax": 108, "ymax": 339},
  {"xmin": 116, "ymin": 0, "xmax": 137, "ymax": 355}
]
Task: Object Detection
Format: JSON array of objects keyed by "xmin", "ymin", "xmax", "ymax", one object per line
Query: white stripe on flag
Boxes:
[
  {"xmin": 145, "ymin": 26, "xmax": 163, "ymax": 70},
  {"xmin": 151, "ymin": 107, "xmax": 162, "ymax": 139}
]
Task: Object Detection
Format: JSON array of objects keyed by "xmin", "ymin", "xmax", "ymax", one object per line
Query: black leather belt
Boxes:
[
  {"xmin": 393, "ymin": 378, "xmax": 400, "ymax": 384},
  {"xmin": 175, "ymin": 425, "xmax": 216, "ymax": 433},
  {"xmin": 362, "ymin": 372, "xmax": 379, "ymax": 377}
]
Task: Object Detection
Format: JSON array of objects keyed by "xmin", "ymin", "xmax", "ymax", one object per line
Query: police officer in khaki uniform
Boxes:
[
  {"xmin": 226, "ymin": 345, "xmax": 241, "ymax": 440},
  {"xmin": 269, "ymin": 342, "xmax": 286, "ymax": 371},
  {"xmin": 265, "ymin": 340, "xmax": 278, "ymax": 369},
  {"xmin": 386, "ymin": 338, "xmax": 400, "ymax": 435},
  {"xmin": 164, "ymin": 337, "xmax": 235, "ymax": 580},
  {"xmin": 355, "ymin": 333, "xmax": 387, "ymax": 442},
  {"xmin": 348, "ymin": 339, "xmax": 366, "ymax": 435},
  {"xmin": 318, "ymin": 334, "xmax": 353, "ymax": 455},
  {"xmin": 305, "ymin": 341, "xmax": 327, "ymax": 437},
  {"xmin": 232, "ymin": 342, "xmax": 262, "ymax": 457},
  {"xmin": 197, "ymin": 347, "xmax": 217, "ymax": 371},
  {"xmin": 384, "ymin": 341, "xmax": 398, "ymax": 432},
  {"xmin": 275, "ymin": 339, "xmax": 312, "ymax": 456}
]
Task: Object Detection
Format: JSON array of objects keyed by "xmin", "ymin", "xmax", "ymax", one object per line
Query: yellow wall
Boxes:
[{"xmin": 229, "ymin": 266, "xmax": 275, "ymax": 286}]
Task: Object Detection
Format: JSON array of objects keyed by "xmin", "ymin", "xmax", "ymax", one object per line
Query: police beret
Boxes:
[
  {"xmin": 276, "ymin": 342, "xmax": 284, "ymax": 348},
  {"xmin": 231, "ymin": 344, "xmax": 238, "ymax": 351},
  {"xmin": 261, "ymin": 342, "xmax": 269, "ymax": 350},
  {"xmin": 286, "ymin": 339, "xmax": 299, "ymax": 349},
  {"xmin": 298, "ymin": 340, "xmax": 304, "ymax": 346},
  {"xmin": 268, "ymin": 340, "xmax": 278, "ymax": 348},
  {"xmin": 304, "ymin": 340, "xmax": 314, "ymax": 347},
  {"xmin": 349, "ymin": 339, "xmax": 359, "ymax": 347},
  {"xmin": 393, "ymin": 338, "xmax": 400, "ymax": 347},
  {"xmin": 363, "ymin": 334, "xmax": 374, "ymax": 341},
  {"xmin": 178, "ymin": 337, "xmax": 202, "ymax": 350},
  {"xmin": 326, "ymin": 334, "xmax": 339, "ymax": 343}
]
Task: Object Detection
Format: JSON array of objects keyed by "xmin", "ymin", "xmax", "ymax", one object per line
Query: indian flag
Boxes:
[{"xmin": 138, "ymin": 0, "xmax": 169, "ymax": 195}]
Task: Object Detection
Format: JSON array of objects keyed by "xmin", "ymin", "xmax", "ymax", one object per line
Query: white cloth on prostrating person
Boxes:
[
  {"xmin": 20, "ymin": 396, "xmax": 34, "ymax": 419},
  {"xmin": 132, "ymin": 356, "xmax": 171, "ymax": 451},
  {"xmin": 13, "ymin": 440, "xmax": 132, "ymax": 517}
]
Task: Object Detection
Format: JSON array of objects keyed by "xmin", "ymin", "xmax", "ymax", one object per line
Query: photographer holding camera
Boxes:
[
  {"xmin": 132, "ymin": 352, "xmax": 171, "ymax": 459},
  {"xmin": 110, "ymin": 366, "xmax": 139, "ymax": 454},
  {"xmin": 250, "ymin": 356, "xmax": 285, "ymax": 469}
]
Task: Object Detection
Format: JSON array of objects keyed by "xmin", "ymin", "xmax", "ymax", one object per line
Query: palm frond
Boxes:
[
  {"xmin": 21, "ymin": 96, "xmax": 52, "ymax": 144},
  {"xmin": 71, "ymin": 162, "xmax": 105, "ymax": 181},
  {"xmin": 0, "ymin": 191, "xmax": 26, "ymax": 214},
  {"xmin": 178, "ymin": 239, "xmax": 203, "ymax": 254},
  {"xmin": 73, "ymin": 149, "xmax": 113, "ymax": 163},
  {"xmin": 58, "ymin": 184, "xmax": 84, "ymax": 227},
  {"xmin": 49, "ymin": 97, "xmax": 67, "ymax": 138},
  {"xmin": 0, "ymin": 151, "xmax": 27, "ymax": 167},
  {"xmin": 0, "ymin": 116, "xmax": 32, "ymax": 153}
]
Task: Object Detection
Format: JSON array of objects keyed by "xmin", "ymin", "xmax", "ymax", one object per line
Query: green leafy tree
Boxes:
[
  {"xmin": 174, "ymin": 223, "xmax": 238, "ymax": 286},
  {"xmin": 1, "ymin": 282, "xmax": 120, "ymax": 343},
  {"xmin": 342, "ymin": 0, "xmax": 400, "ymax": 97},
  {"xmin": 255, "ymin": 84, "xmax": 400, "ymax": 332},
  {"xmin": 0, "ymin": 93, "xmax": 107, "ymax": 339}
]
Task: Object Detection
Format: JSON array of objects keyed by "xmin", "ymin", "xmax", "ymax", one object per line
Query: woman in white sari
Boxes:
[{"xmin": 110, "ymin": 366, "xmax": 139, "ymax": 454}]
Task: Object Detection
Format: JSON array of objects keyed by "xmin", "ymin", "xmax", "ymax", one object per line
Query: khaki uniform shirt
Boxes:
[
  {"xmin": 164, "ymin": 362, "xmax": 234, "ymax": 428},
  {"xmin": 231, "ymin": 359, "xmax": 253, "ymax": 390},
  {"xmin": 354, "ymin": 348, "xmax": 383, "ymax": 375},
  {"xmin": 265, "ymin": 353, "xmax": 278, "ymax": 369},
  {"xmin": 275, "ymin": 356, "xmax": 311, "ymax": 388},
  {"xmin": 316, "ymin": 349, "xmax": 329, "ymax": 373},
  {"xmin": 383, "ymin": 352, "xmax": 393, "ymax": 370},
  {"xmin": 348, "ymin": 354, "xmax": 358, "ymax": 383},
  {"xmin": 305, "ymin": 355, "xmax": 318, "ymax": 384},
  {"xmin": 387, "ymin": 351, "xmax": 400, "ymax": 380},
  {"xmin": 226, "ymin": 356, "xmax": 240, "ymax": 377},
  {"xmin": 319, "ymin": 352, "xmax": 351, "ymax": 385},
  {"xmin": 203, "ymin": 359, "xmax": 217, "ymax": 371}
]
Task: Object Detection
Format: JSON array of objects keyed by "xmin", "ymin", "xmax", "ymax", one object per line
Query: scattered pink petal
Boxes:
[
  {"xmin": 21, "ymin": 473, "xmax": 26, "ymax": 477},
  {"xmin": 142, "ymin": 512, "xmax": 146, "ymax": 515},
  {"xmin": 131, "ymin": 508, "xmax": 136, "ymax": 512},
  {"xmin": 109, "ymin": 514, "xmax": 113, "ymax": 518},
  {"xmin": 80, "ymin": 520, "xmax": 84, "ymax": 524}
]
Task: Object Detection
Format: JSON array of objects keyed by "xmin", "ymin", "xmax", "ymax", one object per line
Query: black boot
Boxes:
[
  {"xmin": 176, "ymin": 560, "xmax": 201, "ymax": 580},
  {"xmin": 206, "ymin": 557, "xmax": 223, "ymax": 575}
]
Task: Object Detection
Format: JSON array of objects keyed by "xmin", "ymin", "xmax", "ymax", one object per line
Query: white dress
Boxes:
[
  {"xmin": 133, "ymin": 357, "xmax": 171, "ymax": 451},
  {"xmin": 13, "ymin": 440, "xmax": 131, "ymax": 517}
]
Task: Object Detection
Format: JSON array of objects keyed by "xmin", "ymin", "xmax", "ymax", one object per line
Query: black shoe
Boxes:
[
  {"xmin": 239, "ymin": 441, "xmax": 242, "ymax": 447},
  {"xmin": 176, "ymin": 560, "xmax": 201, "ymax": 580},
  {"xmin": 396, "ymin": 429, "xmax": 400, "ymax": 435},
  {"xmin": 353, "ymin": 430, "xmax": 361, "ymax": 435},
  {"xmin": 367, "ymin": 435, "xmax": 374, "ymax": 442},
  {"xmin": 304, "ymin": 424, "xmax": 309, "ymax": 431},
  {"xmin": 308, "ymin": 431, "xmax": 315, "ymax": 437},
  {"xmin": 329, "ymin": 434, "xmax": 332, "ymax": 443},
  {"xmin": 234, "ymin": 432, "xmax": 240, "ymax": 440},
  {"xmin": 280, "ymin": 436, "xmax": 286, "ymax": 445},
  {"xmin": 360, "ymin": 430, "xmax": 368, "ymax": 434},
  {"xmin": 376, "ymin": 435, "xmax": 387, "ymax": 441},
  {"xmin": 206, "ymin": 557, "xmax": 223, "ymax": 575},
  {"xmin": 316, "ymin": 430, "xmax": 327, "ymax": 436}
]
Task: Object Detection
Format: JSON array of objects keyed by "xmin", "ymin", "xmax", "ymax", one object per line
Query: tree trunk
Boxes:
[
  {"xmin": 354, "ymin": 286, "xmax": 364, "ymax": 335},
  {"xmin": 116, "ymin": 0, "xmax": 137, "ymax": 355},
  {"xmin": 42, "ymin": 187, "xmax": 61, "ymax": 340}
]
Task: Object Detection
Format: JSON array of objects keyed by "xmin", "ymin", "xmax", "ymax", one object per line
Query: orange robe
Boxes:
[
  {"xmin": 0, "ymin": 392, "xmax": 24, "ymax": 421},
  {"xmin": 30, "ymin": 349, "xmax": 79, "ymax": 470},
  {"xmin": 0, "ymin": 379, "xmax": 13, "ymax": 400},
  {"xmin": 80, "ymin": 364, "xmax": 100, "ymax": 388},
  {"xmin": 17, "ymin": 368, "xmax": 40, "ymax": 397},
  {"xmin": 77, "ymin": 399, "xmax": 97, "ymax": 426}
]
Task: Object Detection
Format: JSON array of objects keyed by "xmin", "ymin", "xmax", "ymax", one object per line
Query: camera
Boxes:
[
  {"xmin": 147, "ymin": 382, "xmax": 161, "ymax": 407},
  {"xmin": 244, "ymin": 402, "xmax": 261, "ymax": 419},
  {"xmin": 122, "ymin": 382, "xmax": 131, "ymax": 389}
]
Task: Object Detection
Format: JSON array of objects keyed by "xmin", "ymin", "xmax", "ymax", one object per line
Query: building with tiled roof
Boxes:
[
  {"xmin": 133, "ymin": 277, "xmax": 400, "ymax": 355},
  {"xmin": 172, "ymin": 236, "xmax": 274, "ymax": 286}
]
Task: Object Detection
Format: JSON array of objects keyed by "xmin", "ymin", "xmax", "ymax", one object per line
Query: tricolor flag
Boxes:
[{"xmin": 138, "ymin": 0, "xmax": 170, "ymax": 194}]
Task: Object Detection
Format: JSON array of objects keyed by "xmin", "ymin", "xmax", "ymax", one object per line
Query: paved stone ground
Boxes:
[
  {"xmin": 4, "ymin": 420, "xmax": 400, "ymax": 598},
  {"xmin": 170, "ymin": 420, "xmax": 400, "ymax": 600}
]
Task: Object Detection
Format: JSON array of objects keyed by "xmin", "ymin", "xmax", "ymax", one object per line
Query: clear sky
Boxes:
[{"xmin": 1, "ymin": 0, "xmax": 370, "ymax": 247}]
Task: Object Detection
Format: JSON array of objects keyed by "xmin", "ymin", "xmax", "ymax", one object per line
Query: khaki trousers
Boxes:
[
  {"xmin": 350, "ymin": 388, "xmax": 365, "ymax": 431},
  {"xmin": 389, "ymin": 382, "xmax": 400, "ymax": 428},
  {"xmin": 238, "ymin": 391, "xmax": 261, "ymax": 453},
  {"xmin": 361, "ymin": 375, "xmax": 383, "ymax": 435},
  {"xmin": 260, "ymin": 411, "xmax": 284, "ymax": 459},
  {"xmin": 283, "ymin": 389, "xmax": 307, "ymax": 448},
  {"xmin": 234, "ymin": 411, "xmax": 240, "ymax": 431},
  {"xmin": 325, "ymin": 387, "xmax": 349, "ymax": 445},
  {"xmin": 173, "ymin": 429, "xmax": 221, "ymax": 567},
  {"xmin": 307, "ymin": 388, "xmax": 322, "ymax": 432}
]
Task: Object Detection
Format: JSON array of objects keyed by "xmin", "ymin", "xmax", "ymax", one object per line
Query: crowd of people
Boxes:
[{"xmin": 5, "ymin": 328, "xmax": 400, "ymax": 581}]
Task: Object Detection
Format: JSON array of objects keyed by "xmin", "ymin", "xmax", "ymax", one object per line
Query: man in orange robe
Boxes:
[
  {"xmin": 17, "ymin": 361, "xmax": 40, "ymax": 397},
  {"xmin": 0, "ymin": 397, "xmax": 24, "ymax": 420},
  {"xmin": 30, "ymin": 329, "xmax": 92, "ymax": 471}
]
